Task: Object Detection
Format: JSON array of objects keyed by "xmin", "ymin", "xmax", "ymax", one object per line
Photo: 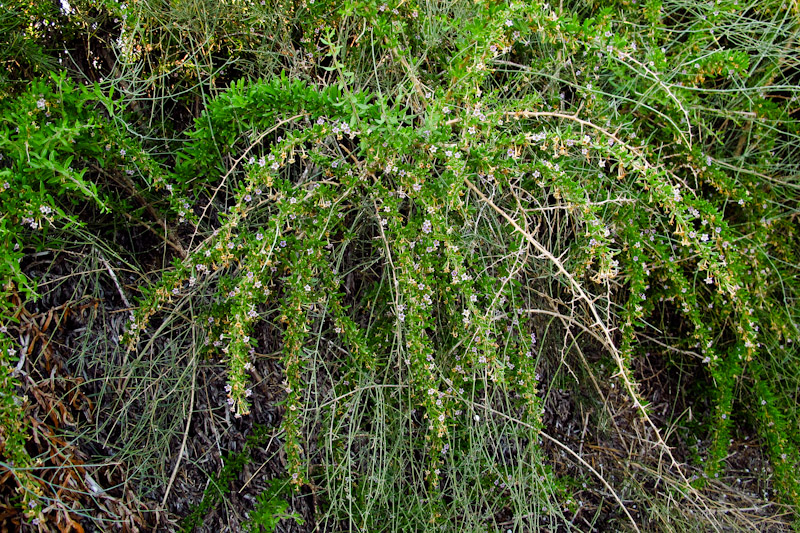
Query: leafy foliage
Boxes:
[
  {"xmin": 244, "ymin": 479, "xmax": 304, "ymax": 533},
  {"xmin": 2, "ymin": 0, "xmax": 800, "ymax": 530},
  {"xmin": 181, "ymin": 425, "xmax": 276, "ymax": 532}
]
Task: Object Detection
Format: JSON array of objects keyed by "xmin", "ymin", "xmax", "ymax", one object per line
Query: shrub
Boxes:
[
  {"xmin": 3, "ymin": 0, "xmax": 800, "ymax": 529},
  {"xmin": 0, "ymin": 70, "xmax": 176, "ymax": 526},
  {"xmin": 126, "ymin": 0, "xmax": 800, "ymax": 523}
]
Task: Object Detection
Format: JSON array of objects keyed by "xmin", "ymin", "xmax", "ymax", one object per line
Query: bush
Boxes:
[{"xmin": 3, "ymin": 0, "xmax": 799, "ymax": 529}]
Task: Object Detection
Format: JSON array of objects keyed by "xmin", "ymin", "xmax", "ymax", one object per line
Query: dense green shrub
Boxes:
[
  {"xmin": 123, "ymin": 0, "xmax": 800, "ymax": 527},
  {"xmin": 0, "ymin": 70, "xmax": 174, "ymax": 524},
  {"xmin": 2, "ymin": 0, "xmax": 799, "ymax": 529}
]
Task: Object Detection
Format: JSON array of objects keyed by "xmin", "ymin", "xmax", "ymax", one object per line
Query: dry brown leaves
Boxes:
[{"xmin": 0, "ymin": 292, "xmax": 148, "ymax": 532}]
